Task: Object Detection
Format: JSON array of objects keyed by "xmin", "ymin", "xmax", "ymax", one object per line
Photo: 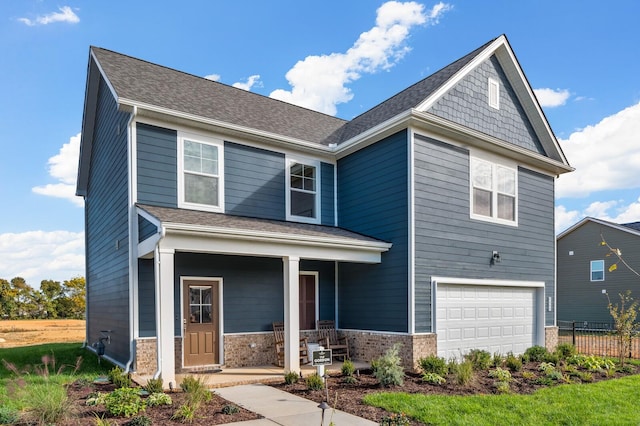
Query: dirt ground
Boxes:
[{"xmin": 0, "ymin": 319, "xmax": 85, "ymax": 348}]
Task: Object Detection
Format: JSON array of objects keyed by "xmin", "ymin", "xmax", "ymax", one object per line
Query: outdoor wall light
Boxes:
[{"xmin": 492, "ymin": 250, "xmax": 501, "ymax": 264}]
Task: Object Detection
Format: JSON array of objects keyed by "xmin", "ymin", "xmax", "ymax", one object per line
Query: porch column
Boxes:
[
  {"xmin": 158, "ymin": 248, "xmax": 176, "ymax": 388},
  {"xmin": 283, "ymin": 255, "xmax": 300, "ymax": 373}
]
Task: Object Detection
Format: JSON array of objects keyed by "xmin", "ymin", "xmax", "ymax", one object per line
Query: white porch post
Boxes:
[
  {"xmin": 283, "ymin": 255, "xmax": 300, "ymax": 373},
  {"xmin": 158, "ymin": 248, "xmax": 176, "ymax": 387}
]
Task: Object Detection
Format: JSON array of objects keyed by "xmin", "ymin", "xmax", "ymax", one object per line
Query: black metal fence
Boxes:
[{"xmin": 557, "ymin": 320, "xmax": 640, "ymax": 359}]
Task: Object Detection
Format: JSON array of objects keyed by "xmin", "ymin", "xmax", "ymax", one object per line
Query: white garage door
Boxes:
[{"xmin": 436, "ymin": 284, "xmax": 537, "ymax": 360}]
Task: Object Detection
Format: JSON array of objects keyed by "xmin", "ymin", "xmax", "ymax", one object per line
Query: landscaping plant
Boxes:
[
  {"xmin": 464, "ymin": 349, "xmax": 492, "ymax": 371},
  {"xmin": 306, "ymin": 373, "xmax": 325, "ymax": 390},
  {"xmin": 372, "ymin": 344, "xmax": 405, "ymax": 387},
  {"xmin": 104, "ymin": 386, "xmax": 146, "ymax": 418},
  {"xmin": 418, "ymin": 354, "xmax": 448, "ymax": 376}
]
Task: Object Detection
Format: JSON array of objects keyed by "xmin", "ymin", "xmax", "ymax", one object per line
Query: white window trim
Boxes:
[
  {"xmin": 286, "ymin": 156, "xmax": 321, "ymax": 224},
  {"xmin": 300, "ymin": 271, "xmax": 319, "ymax": 331},
  {"xmin": 177, "ymin": 131, "xmax": 225, "ymax": 213},
  {"xmin": 590, "ymin": 260, "xmax": 605, "ymax": 282},
  {"xmin": 488, "ymin": 77, "xmax": 500, "ymax": 109},
  {"xmin": 470, "ymin": 156, "xmax": 518, "ymax": 227}
]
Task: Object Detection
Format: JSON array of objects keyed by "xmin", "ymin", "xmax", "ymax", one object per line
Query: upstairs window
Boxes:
[
  {"xmin": 178, "ymin": 133, "xmax": 224, "ymax": 212},
  {"xmin": 287, "ymin": 158, "xmax": 320, "ymax": 224},
  {"xmin": 488, "ymin": 78, "xmax": 500, "ymax": 109},
  {"xmin": 471, "ymin": 158, "xmax": 517, "ymax": 225},
  {"xmin": 590, "ymin": 260, "xmax": 605, "ymax": 281}
]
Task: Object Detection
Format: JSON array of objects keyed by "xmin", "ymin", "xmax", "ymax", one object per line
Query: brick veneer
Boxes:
[{"xmin": 135, "ymin": 327, "xmax": 558, "ymax": 374}]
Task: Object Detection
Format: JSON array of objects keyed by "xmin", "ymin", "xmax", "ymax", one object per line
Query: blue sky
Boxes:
[{"xmin": 1, "ymin": 1, "xmax": 639, "ymax": 285}]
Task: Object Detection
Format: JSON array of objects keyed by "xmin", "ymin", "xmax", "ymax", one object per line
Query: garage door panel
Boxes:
[{"xmin": 437, "ymin": 284, "xmax": 537, "ymax": 360}]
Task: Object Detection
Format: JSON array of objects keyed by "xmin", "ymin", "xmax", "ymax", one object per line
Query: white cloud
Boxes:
[
  {"xmin": 204, "ymin": 74, "xmax": 221, "ymax": 82},
  {"xmin": 534, "ymin": 88, "xmax": 570, "ymax": 107},
  {"xmin": 32, "ymin": 133, "xmax": 83, "ymax": 207},
  {"xmin": 18, "ymin": 6, "xmax": 79, "ymax": 26},
  {"xmin": 555, "ymin": 205, "xmax": 581, "ymax": 235},
  {"xmin": 269, "ymin": 1, "xmax": 451, "ymax": 115},
  {"xmin": 232, "ymin": 75, "xmax": 263, "ymax": 91},
  {"xmin": 556, "ymin": 102, "xmax": 640, "ymax": 198},
  {"xmin": 555, "ymin": 197, "xmax": 640, "ymax": 235},
  {"xmin": 0, "ymin": 231, "xmax": 85, "ymax": 285}
]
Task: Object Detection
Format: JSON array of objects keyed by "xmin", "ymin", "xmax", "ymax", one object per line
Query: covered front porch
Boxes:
[{"xmin": 136, "ymin": 204, "xmax": 391, "ymax": 387}]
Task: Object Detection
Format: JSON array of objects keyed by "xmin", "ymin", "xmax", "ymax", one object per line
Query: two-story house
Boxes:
[{"xmin": 77, "ymin": 35, "xmax": 573, "ymax": 386}]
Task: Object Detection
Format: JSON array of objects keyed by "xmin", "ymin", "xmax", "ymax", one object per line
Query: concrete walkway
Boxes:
[{"xmin": 215, "ymin": 383, "xmax": 377, "ymax": 425}]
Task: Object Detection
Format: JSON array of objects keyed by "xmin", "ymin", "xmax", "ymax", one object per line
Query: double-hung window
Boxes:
[
  {"xmin": 471, "ymin": 157, "xmax": 517, "ymax": 225},
  {"xmin": 178, "ymin": 133, "xmax": 224, "ymax": 212},
  {"xmin": 590, "ymin": 260, "xmax": 605, "ymax": 281},
  {"xmin": 287, "ymin": 157, "xmax": 320, "ymax": 224}
]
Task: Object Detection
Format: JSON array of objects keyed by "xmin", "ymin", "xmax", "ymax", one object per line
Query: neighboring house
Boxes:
[
  {"xmin": 76, "ymin": 34, "xmax": 572, "ymax": 386},
  {"xmin": 557, "ymin": 217, "xmax": 640, "ymax": 324}
]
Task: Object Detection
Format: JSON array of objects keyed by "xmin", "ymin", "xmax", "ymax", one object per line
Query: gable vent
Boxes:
[{"xmin": 488, "ymin": 78, "xmax": 500, "ymax": 109}]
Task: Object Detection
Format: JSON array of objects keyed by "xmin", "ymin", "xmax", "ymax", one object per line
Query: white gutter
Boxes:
[{"xmin": 124, "ymin": 106, "xmax": 138, "ymax": 373}]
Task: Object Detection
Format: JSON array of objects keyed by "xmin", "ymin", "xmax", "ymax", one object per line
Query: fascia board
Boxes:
[
  {"xmin": 120, "ymin": 99, "xmax": 335, "ymax": 157},
  {"xmin": 162, "ymin": 222, "xmax": 392, "ymax": 253}
]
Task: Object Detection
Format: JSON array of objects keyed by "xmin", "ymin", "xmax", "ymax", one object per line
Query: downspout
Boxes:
[
  {"xmin": 124, "ymin": 106, "xmax": 138, "ymax": 373},
  {"xmin": 152, "ymin": 226, "xmax": 167, "ymax": 379}
]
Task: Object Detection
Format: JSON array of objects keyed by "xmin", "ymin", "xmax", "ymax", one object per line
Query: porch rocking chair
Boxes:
[
  {"xmin": 272, "ymin": 321, "xmax": 309, "ymax": 367},
  {"xmin": 317, "ymin": 320, "xmax": 350, "ymax": 361}
]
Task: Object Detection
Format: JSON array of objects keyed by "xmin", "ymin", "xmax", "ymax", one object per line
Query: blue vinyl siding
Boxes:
[
  {"xmin": 138, "ymin": 215, "xmax": 158, "ymax": 243},
  {"xmin": 321, "ymin": 162, "xmax": 335, "ymax": 225},
  {"xmin": 224, "ymin": 142, "xmax": 285, "ymax": 220},
  {"xmin": 138, "ymin": 258, "xmax": 156, "ymax": 337},
  {"xmin": 337, "ymin": 130, "xmax": 409, "ymax": 332},
  {"xmin": 430, "ymin": 55, "xmax": 546, "ymax": 157},
  {"xmin": 137, "ymin": 123, "xmax": 177, "ymax": 207},
  {"xmin": 557, "ymin": 221, "xmax": 640, "ymax": 323},
  {"xmin": 84, "ymin": 77, "xmax": 131, "ymax": 362},
  {"xmin": 413, "ymin": 134, "xmax": 556, "ymax": 332}
]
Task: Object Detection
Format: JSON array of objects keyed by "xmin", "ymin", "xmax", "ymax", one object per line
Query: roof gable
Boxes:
[{"xmin": 557, "ymin": 217, "xmax": 640, "ymax": 240}]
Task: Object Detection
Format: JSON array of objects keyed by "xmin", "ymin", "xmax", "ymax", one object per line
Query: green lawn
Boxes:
[{"xmin": 364, "ymin": 375, "xmax": 640, "ymax": 425}]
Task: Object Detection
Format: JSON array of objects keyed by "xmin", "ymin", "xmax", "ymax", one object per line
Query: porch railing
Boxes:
[{"xmin": 557, "ymin": 320, "xmax": 640, "ymax": 359}]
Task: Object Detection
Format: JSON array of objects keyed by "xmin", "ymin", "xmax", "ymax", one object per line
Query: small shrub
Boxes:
[
  {"xmin": 533, "ymin": 376, "xmax": 554, "ymax": 386},
  {"xmin": 418, "ymin": 355, "xmax": 448, "ymax": 376},
  {"xmin": 546, "ymin": 370, "xmax": 563, "ymax": 381},
  {"xmin": 284, "ymin": 371, "xmax": 299, "ymax": 385},
  {"xmin": 422, "ymin": 372, "xmax": 446, "ymax": 385},
  {"xmin": 341, "ymin": 359, "xmax": 355, "ymax": 376},
  {"xmin": 94, "ymin": 414, "xmax": 114, "ymax": 426},
  {"xmin": 488, "ymin": 367, "xmax": 512, "ymax": 382},
  {"xmin": 125, "ymin": 415, "xmax": 152, "ymax": 426},
  {"xmin": 523, "ymin": 346, "xmax": 548, "ymax": 363},
  {"xmin": 143, "ymin": 378, "xmax": 164, "ymax": 394},
  {"xmin": 452, "ymin": 360, "xmax": 474, "ymax": 386},
  {"xmin": 306, "ymin": 373, "xmax": 324, "ymax": 391},
  {"xmin": 105, "ymin": 387, "xmax": 146, "ymax": 418},
  {"xmin": 172, "ymin": 403, "xmax": 197, "ymax": 423},
  {"xmin": 147, "ymin": 392, "xmax": 172, "ymax": 407},
  {"xmin": 180, "ymin": 376, "xmax": 211, "ymax": 406},
  {"xmin": 538, "ymin": 362, "xmax": 556, "ymax": 375},
  {"xmin": 617, "ymin": 365, "xmax": 634, "ymax": 374},
  {"xmin": 522, "ymin": 371, "xmax": 536, "ymax": 380},
  {"xmin": 221, "ymin": 404, "xmax": 240, "ymax": 415},
  {"xmin": 343, "ymin": 375, "xmax": 358, "ymax": 384},
  {"xmin": 372, "ymin": 344, "xmax": 405, "ymax": 387},
  {"xmin": 492, "ymin": 352, "xmax": 504, "ymax": 368},
  {"xmin": 0, "ymin": 405, "xmax": 20, "ymax": 425},
  {"xmin": 464, "ymin": 349, "xmax": 492, "ymax": 371},
  {"xmin": 564, "ymin": 364, "xmax": 579, "ymax": 376},
  {"xmin": 578, "ymin": 371, "xmax": 594, "ymax": 382},
  {"xmin": 554, "ymin": 343, "xmax": 577, "ymax": 360},
  {"xmin": 108, "ymin": 366, "xmax": 132, "ymax": 388},
  {"xmin": 543, "ymin": 351, "xmax": 560, "ymax": 365},
  {"xmin": 380, "ymin": 412, "xmax": 411, "ymax": 425},
  {"xmin": 505, "ymin": 352, "xmax": 522, "ymax": 372},
  {"xmin": 494, "ymin": 380, "xmax": 511, "ymax": 394},
  {"xmin": 86, "ymin": 391, "xmax": 108, "ymax": 406}
]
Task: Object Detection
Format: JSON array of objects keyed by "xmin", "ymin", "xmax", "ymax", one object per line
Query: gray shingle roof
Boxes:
[
  {"xmin": 91, "ymin": 48, "xmax": 347, "ymax": 146},
  {"xmin": 137, "ymin": 204, "xmax": 388, "ymax": 245},
  {"xmin": 622, "ymin": 222, "xmax": 640, "ymax": 232},
  {"xmin": 91, "ymin": 38, "xmax": 495, "ymax": 146}
]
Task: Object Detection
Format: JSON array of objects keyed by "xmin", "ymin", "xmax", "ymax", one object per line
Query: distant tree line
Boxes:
[{"xmin": 0, "ymin": 276, "xmax": 85, "ymax": 319}]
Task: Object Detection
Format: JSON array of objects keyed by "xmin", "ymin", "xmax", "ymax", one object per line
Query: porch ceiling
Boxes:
[{"xmin": 137, "ymin": 204, "xmax": 392, "ymax": 263}]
